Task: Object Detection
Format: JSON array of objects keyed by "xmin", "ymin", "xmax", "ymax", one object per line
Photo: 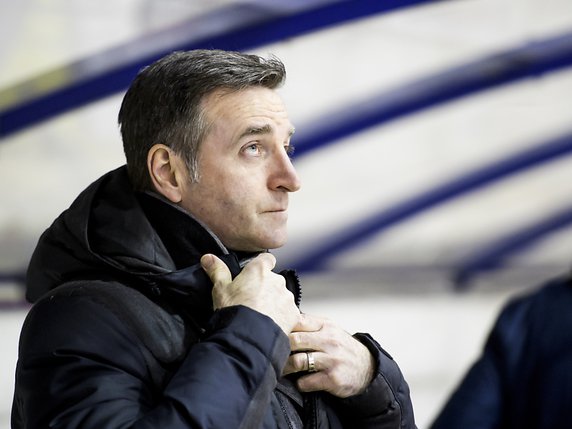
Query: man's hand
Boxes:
[
  {"xmin": 283, "ymin": 313, "xmax": 375, "ymax": 398},
  {"xmin": 201, "ymin": 253, "xmax": 300, "ymax": 335}
]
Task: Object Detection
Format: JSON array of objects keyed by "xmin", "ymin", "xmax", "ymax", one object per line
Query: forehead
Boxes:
[{"xmin": 201, "ymin": 86, "xmax": 292, "ymax": 133}]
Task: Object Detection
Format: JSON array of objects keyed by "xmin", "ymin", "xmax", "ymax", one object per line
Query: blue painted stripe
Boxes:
[
  {"xmin": 0, "ymin": 0, "xmax": 439, "ymax": 138},
  {"xmin": 453, "ymin": 206, "xmax": 572, "ymax": 288},
  {"xmin": 287, "ymin": 131, "xmax": 572, "ymax": 271},
  {"xmin": 292, "ymin": 30, "xmax": 572, "ymax": 158}
]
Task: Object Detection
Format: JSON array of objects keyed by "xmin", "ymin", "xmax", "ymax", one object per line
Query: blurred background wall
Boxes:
[{"xmin": 1, "ymin": 0, "xmax": 572, "ymax": 427}]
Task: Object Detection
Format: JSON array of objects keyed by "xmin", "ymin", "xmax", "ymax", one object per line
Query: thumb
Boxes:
[{"xmin": 200, "ymin": 254, "xmax": 232, "ymax": 287}]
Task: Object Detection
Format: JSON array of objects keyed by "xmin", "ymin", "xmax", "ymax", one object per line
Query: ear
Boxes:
[{"xmin": 147, "ymin": 144, "xmax": 187, "ymax": 203}]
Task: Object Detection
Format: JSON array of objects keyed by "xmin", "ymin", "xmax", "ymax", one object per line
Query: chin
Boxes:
[
  {"xmin": 231, "ymin": 241, "xmax": 285, "ymax": 252},
  {"xmin": 231, "ymin": 230, "xmax": 288, "ymax": 252},
  {"xmin": 263, "ymin": 237, "xmax": 288, "ymax": 250}
]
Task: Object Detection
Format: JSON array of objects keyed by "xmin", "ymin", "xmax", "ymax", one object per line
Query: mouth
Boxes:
[
  {"xmin": 262, "ymin": 208, "xmax": 288, "ymax": 219},
  {"xmin": 264, "ymin": 207, "xmax": 287, "ymax": 214}
]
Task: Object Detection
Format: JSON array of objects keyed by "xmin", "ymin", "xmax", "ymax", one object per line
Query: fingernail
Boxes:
[{"xmin": 200, "ymin": 254, "xmax": 214, "ymax": 269}]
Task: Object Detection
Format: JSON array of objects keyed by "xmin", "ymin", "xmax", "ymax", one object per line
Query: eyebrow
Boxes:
[{"xmin": 239, "ymin": 124, "xmax": 295, "ymax": 140}]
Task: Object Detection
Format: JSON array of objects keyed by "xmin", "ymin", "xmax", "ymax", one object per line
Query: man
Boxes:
[
  {"xmin": 430, "ymin": 274, "xmax": 572, "ymax": 429},
  {"xmin": 12, "ymin": 50, "xmax": 416, "ymax": 428}
]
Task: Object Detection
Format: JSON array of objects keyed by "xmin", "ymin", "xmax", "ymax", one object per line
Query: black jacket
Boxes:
[
  {"xmin": 431, "ymin": 276, "xmax": 572, "ymax": 429},
  {"xmin": 12, "ymin": 166, "xmax": 415, "ymax": 428}
]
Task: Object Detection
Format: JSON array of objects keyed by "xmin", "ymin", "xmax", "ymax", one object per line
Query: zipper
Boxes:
[
  {"xmin": 276, "ymin": 393, "xmax": 297, "ymax": 429},
  {"xmin": 304, "ymin": 392, "xmax": 318, "ymax": 429},
  {"xmin": 280, "ymin": 269, "xmax": 303, "ymax": 308}
]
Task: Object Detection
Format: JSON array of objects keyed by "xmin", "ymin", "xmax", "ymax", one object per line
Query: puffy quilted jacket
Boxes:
[{"xmin": 12, "ymin": 166, "xmax": 416, "ymax": 428}]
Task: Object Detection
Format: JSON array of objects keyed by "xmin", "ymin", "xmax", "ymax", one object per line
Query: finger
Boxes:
[
  {"xmin": 200, "ymin": 254, "xmax": 232, "ymax": 286},
  {"xmin": 296, "ymin": 371, "xmax": 330, "ymax": 393},
  {"xmin": 289, "ymin": 331, "xmax": 313, "ymax": 353},
  {"xmin": 283, "ymin": 351, "xmax": 321, "ymax": 376},
  {"xmin": 242, "ymin": 252, "xmax": 277, "ymax": 273},
  {"xmin": 283, "ymin": 351, "xmax": 310, "ymax": 376},
  {"xmin": 292, "ymin": 313, "xmax": 325, "ymax": 333},
  {"xmin": 289, "ymin": 317, "xmax": 326, "ymax": 352}
]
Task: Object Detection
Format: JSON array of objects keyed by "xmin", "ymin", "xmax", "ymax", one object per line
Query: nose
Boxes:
[{"xmin": 269, "ymin": 148, "xmax": 301, "ymax": 193}]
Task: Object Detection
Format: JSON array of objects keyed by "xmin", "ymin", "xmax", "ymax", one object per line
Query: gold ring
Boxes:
[{"xmin": 306, "ymin": 352, "xmax": 316, "ymax": 373}]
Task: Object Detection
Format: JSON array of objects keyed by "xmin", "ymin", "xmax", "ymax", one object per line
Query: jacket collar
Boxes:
[{"xmin": 136, "ymin": 191, "xmax": 231, "ymax": 269}]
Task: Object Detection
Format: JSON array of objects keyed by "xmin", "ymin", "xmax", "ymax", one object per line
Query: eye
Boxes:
[
  {"xmin": 284, "ymin": 144, "xmax": 295, "ymax": 157},
  {"xmin": 242, "ymin": 143, "xmax": 262, "ymax": 156}
]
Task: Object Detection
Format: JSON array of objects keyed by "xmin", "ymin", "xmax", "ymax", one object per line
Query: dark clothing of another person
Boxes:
[
  {"xmin": 12, "ymin": 166, "xmax": 415, "ymax": 429},
  {"xmin": 431, "ymin": 275, "xmax": 572, "ymax": 429}
]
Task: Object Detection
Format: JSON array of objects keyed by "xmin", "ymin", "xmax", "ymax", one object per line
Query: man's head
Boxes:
[
  {"xmin": 119, "ymin": 49, "xmax": 287, "ymax": 191},
  {"xmin": 118, "ymin": 50, "xmax": 301, "ymax": 252}
]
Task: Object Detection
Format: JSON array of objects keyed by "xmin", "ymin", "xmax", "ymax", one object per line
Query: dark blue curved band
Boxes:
[{"xmin": 0, "ymin": 0, "xmax": 439, "ymax": 138}]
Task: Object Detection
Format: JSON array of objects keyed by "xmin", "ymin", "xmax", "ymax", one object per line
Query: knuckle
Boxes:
[
  {"xmin": 275, "ymin": 272, "xmax": 286, "ymax": 286},
  {"xmin": 284, "ymin": 357, "xmax": 294, "ymax": 370},
  {"xmin": 329, "ymin": 371, "xmax": 348, "ymax": 391},
  {"xmin": 242, "ymin": 262, "xmax": 259, "ymax": 276},
  {"xmin": 290, "ymin": 332, "xmax": 302, "ymax": 349},
  {"xmin": 321, "ymin": 336, "xmax": 340, "ymax": 352},
  {"xmin": 295, "ymin": 353, "xmax": 307, "ymax": 370},
  {"xmin": 280, "ymin": 289, "xmax": 293, "ymax": 304},
  {"xmin": 321, "ymin": 317, "xmax": 334, "ymax": 330}
]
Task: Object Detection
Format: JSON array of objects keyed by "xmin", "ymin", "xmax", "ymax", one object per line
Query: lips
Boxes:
[
  {"xmin": 263, "ymin": 207, "xmax": 288, "ymax": 215},
  {"xmin": 262, "ymin": 209, "xmax": 288, "ymax": 220}
]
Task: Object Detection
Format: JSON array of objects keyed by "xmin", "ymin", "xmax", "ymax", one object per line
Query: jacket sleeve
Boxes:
[
  {"xmin": 330, "ymin": 333, "xmax": 417, "ymax": 429},
  {"xmin": 12, "ymin": 291, "xmax": 290, "ymax": 428}
]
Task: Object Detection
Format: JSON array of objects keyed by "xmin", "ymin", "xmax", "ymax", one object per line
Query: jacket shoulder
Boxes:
[{"xmin": 27, "ymin": 280, "xmax": 194, "ymax": 365}]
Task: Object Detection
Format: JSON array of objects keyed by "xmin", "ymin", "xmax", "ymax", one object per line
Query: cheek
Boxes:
[
  {"xmin": 217, "ymin": 177, "xmax": 256, "ymax": 210},
  {"xmin": 199, "ymin": 185, "xmax": 250, "ymax": 224},
  {"xmin": 191, "ymin": 170, "xmax": 263, "ymax": 227},
  {"xmin": 219, "ymin": 195, "xmax": 253, "ymax": 224}
]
